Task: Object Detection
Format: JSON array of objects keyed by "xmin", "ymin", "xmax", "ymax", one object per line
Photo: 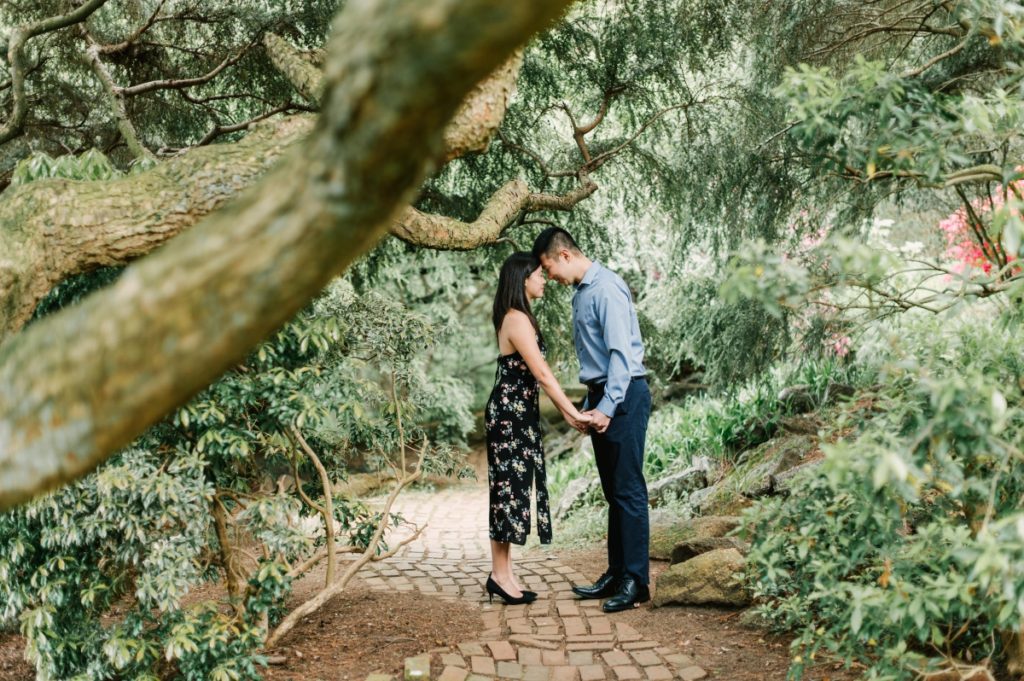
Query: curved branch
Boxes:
[
  {"xmin": 903, "ymin": 36, "xmax": 969, "ymax": 78},
  {"xmin": 197, "ymin": 102, "xmax": 302, "ymax": 146},
  {"xmin": 0, "ymin": 0, "xmax": 573, "ymax": 509},
  {"xmin": 0, "ymin": 44, "xmax": 526, "ymax": 341},
  {"xmin": 289, "ymin": 426, "xmax": 336, "ymax": 586},
  {"xmin": 263, "ymin": 33, "xmax": 324, "ymax": 105},
  {"xmin": 442, "ymin": 50, "xmax": 524, "ymax": 162},
  {"xmin": 118, "ymin": 42, "xmax": 254, "ymax": 97},
  {"xmin": 96, "ymin": 0, "xmax": 169, "ymax": 55},
  {"xmin": 0, "ymin": 0, "xmax": 113, "ymax": 145},
  {"xmin": 83, "ymin": 35, "xmax": 156, "ymax": 162},
  {"xmin": 265, "ymin": 31, "xmax": 524, "ymax": 162},
  {"xmin": 266, "ymin": 439, "xmax": 430, "ymax": 649},
  {"xmin": 390, "ymin": 175, "xmax": 596, "ymax": 250},
  {"xmin": 0, "ymin": 115, "xmax": 314, "ymax": 340}
]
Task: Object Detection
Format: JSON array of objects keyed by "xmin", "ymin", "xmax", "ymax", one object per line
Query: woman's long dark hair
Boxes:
[{"xmin": 492, "ymin": 251, "xmax": 544, "ymax": 345}]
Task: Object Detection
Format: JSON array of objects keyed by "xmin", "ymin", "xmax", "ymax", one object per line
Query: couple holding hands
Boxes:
[{"xmin": 484, "ymin": 228, "xmax": 652, "ymax": 613}]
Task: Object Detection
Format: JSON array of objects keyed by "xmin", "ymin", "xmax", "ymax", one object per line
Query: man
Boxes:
[{"xmin": 532, "ymin": 227, "xmax": 651, "ymax": 613}]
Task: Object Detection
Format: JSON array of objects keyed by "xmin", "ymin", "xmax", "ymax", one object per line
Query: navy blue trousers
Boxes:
[{"xmin": 588, "ymin": 378, "xmax": 651, "ymax": 585}]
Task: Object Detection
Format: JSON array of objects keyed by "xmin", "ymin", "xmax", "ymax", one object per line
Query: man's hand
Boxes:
[
  {"xmin": 566, "ymin": 411, "xmax": 592, "ymax": 433},
  {"xmin": 584, "ymin": 409, "xmax": 611, "ymax": 434}
]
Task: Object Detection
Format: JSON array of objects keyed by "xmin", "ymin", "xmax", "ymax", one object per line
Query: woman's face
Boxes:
[{"xmin": 524, "ymin": 266, "xmax": 546, "ymax": 300}]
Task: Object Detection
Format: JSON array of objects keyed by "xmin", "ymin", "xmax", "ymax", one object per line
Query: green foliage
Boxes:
[
  {"xmin": 1, "ymin": 277, "xmax": 474, "ymax": 680},
  {"xmin": 549, "ymin": 355, "xmax": 863, "ymax": 518},
  {"xmin": 10, "ymin": 149, "xmax": 122, "ymax": 187},
  {"xmin": 649, "ymin": 275, "xmax": 791, "ymax": 389},
  {"xmin": 0, "ymin": 448, "xmax": 227, "ymax": 679},
  {"xmin": 743, "ymin": 314, "xmax": 1024, "ymax": 679}
]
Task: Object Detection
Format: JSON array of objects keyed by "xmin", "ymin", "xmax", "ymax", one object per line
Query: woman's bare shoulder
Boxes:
[{"xmin": 501, "ymin": 309, "xmax": 531, "ymax": 329}]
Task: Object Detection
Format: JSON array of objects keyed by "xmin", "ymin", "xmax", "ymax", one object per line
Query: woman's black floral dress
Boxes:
[{"xmin": 485, "ymin": 340, "xmax": 552, "ymax": 545}]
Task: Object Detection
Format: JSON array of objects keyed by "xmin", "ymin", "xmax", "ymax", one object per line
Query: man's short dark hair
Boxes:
[{"xmin": 532, "ymin": 227, "xmax": 582, "ymax": 259}]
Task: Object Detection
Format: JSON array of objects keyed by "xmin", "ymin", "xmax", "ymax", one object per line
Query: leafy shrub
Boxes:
[
  {"xmin": 743, "ymin": 315, "xmax": 1024, "ymax": 679},
  {"xmin": 0, "ymin": 279, "xmax": 474, "ymax": 680}
]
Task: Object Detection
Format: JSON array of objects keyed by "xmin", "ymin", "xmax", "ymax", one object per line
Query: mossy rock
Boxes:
[
  {"xmin": 650, "ymin": 514, "xmax": 741, "ymax": 561},
  {"xmin": 653, "ymin": 548, "xmax": 750, "ymax": 607}
]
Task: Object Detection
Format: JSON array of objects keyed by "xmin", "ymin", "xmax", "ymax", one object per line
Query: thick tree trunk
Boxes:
[
  {"xmin": 0, "ymin": 115, "xmax": 313, "ymax": 339},
  {"xmin": 0, "ymin": 44, "xmax": 528, "ymax": 342},
  {"xmin": 0, "ymin": 0, "xmax": 574, "ymax": 510}
]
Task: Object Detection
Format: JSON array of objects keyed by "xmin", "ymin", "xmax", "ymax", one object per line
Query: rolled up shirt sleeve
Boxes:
[{"xmin": 595, "ymin": 288, "xmax": 633, "ymax": 418}]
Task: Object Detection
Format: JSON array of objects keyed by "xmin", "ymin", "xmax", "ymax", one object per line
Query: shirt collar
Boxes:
[{"xmin": 575, "ymin": 261, "xmax": 601, "ymax": 291}]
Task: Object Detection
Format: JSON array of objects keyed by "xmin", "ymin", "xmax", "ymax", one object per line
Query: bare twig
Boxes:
[
  {"xmin": 0, "ymin": 0, "xmax": 112, "ymax": 145},
  {"xmin": 903, "ymin": 36, "xmax": 969, "ymax": 78},
  {"xmin": 266, "ymin": 438, "xmax": 430, "ymax": 648},
  {"xmin": 119, "ymin": 41, "xmax": 255, "ymax": 97},
  {"xmin": 96, "ymin": 0, "xmax": 169, "ymax": 54},
  {"xmin": 290, "ymin": 425, "xmax": 337, "ymax": 586}
]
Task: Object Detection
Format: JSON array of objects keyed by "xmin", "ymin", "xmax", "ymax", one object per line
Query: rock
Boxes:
[
  {"xmin": 650, "ymin": 515, "xmax": 741, "ymax": 561},
  {"xmin": 553, "ymin": 475, "xmax": 600, "ymax": 521},
  {"xmin": 653, "ymin": 548, "xmax": 750, "ymax": 607},
  {"xmin": 685, "ymin": 485, "xmax": 715, "ymax": 511},
  {"xmin": 770, "ymin": 459, "xmax": 824, "ymax": 496},
  {"xmin": 737, "ymin": 434, "xmax": 816, "ymax": 499},
  {"xmin": 727, "ymin": 418, "xmax": 775, "ymax": 454},
  {"xmin": 670, "ymin": 536, "xmax": 750, "ymax": 565},
  {"xmin": 648, "ymin": 456, "xmax": 713, "ymax": 506},
  {"xmin": 689, "ymin": 485, "xmax": 752, "ymax": 516},
  {"xmin": 737, "ymin": 607, "xmax": 774, "ymax": 631},
  {"xmin": 778, "ymin": 383, "xmax": 816, "ymax": 414},
  {"xmin": 779, "ymin": 414, "xmax": 821, "ymax": 435},
  {"xmin": 824, "ymin": 380, "xmax": 856, "ymax": 405}
]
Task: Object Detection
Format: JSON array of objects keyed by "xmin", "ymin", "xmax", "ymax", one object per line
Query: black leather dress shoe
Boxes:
[
  {"xmin": 571, "ymin": 571, "xmax": 620, "ymax": 600},
  {"xmin": 601, "ymin": 576, "xmax": 650, "ymax": 613}
]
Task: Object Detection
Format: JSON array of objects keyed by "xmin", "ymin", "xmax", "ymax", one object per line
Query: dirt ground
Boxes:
[
  {"xmin": 0, "ymin": 634, "xmax": 31, "ymax": 681},
  {"xmin": 262, "ymin": 576, "xmax": 483, "ymax": 681},
  {"xmin": 0, "ymin": 577, "xmax": 483, "ymax": 681},
  {"xmin": 558, "ymin": 545, "xmax": 862, "ymax": 681},
  {"xmin": 1, "ymin": 552, "xmax": 860, "ymax": 681}
]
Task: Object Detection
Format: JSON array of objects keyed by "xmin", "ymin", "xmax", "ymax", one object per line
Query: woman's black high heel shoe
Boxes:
[{"xmin": 486, "ymin": 574, "xmax": 535, "ymax": 605}]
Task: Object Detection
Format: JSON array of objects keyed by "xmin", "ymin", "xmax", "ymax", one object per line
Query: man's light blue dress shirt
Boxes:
[{"xmin": 572, "ymin": 262, "xmax": 646, "ymax": 418}]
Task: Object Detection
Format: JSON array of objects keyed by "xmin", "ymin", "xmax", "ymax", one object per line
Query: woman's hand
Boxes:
[{"xmin": 564, "ymin": 409, "xmax": 592, "ymax": 433}]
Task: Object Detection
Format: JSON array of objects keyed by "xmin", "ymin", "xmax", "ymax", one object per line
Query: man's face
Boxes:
[{"xmin": 539, "ymin": 251, "xmax": 573, "ymax": 285}]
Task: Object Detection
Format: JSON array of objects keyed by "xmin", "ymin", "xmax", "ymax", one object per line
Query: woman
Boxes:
[{"xmin": 484, "ymin": 252, "xmax": 590, "ymax": 605}]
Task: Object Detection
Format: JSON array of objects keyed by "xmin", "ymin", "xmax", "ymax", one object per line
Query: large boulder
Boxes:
[
  {"xmin": 771, "ymin": 458, "xmax": 824, "ymax": 496},
  {"xmin": 670, "ymin": 536, "xmax": 749, "ymax": 565},
  {"xmin": 653, "ymin": 548, "xmax": 749, "ymax": 607},
  {"xmin": 778, "ymin": 383, "xmax": 816, "ymax": 414},
  {"xmin": 648, "ymin": 456, "xmax": 713, "ymax": 506},
  {"xmin": 650, "ymin": 514, "xmax": 741, "ymax": 561},
  {"xmin": 687, "ymin": 484, "xmax": 752, "ymax": 516},
  {"xmin": 733, "ymin": 433, "xmax": 819, "ymax": 498}
]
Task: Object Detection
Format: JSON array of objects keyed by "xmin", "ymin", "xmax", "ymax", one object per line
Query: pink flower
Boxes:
[{"xmin": 827, "ymin": 334, "xmax": 851, "ymax": 358}]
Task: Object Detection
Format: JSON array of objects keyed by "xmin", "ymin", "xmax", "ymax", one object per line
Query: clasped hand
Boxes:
[{"xmin": 565, "ymin": 409, "xmax": 611, "ymax": 434}]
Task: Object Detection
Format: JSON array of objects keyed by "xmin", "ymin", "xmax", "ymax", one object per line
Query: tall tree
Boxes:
[{"xmin": 0, "ymin": 0, "xmax": 575, "ymax": 509}]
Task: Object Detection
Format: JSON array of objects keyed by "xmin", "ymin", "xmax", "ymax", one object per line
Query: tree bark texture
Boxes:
[
  {"xmin": 0, "ymin": 115, "xmax": 313, "ymax": 339},
  {"xmin": 0, "ymin": 43, "xmax": 529, "ymax": 342},
  {"xmin": 0, "ymin": 0, "xmax": 574, "ymax": 509},
  {"xmin": 263, "ymin": 33, "xmax": 324, "ymax": 105}
]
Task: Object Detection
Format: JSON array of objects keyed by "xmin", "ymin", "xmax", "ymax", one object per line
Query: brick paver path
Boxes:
[{"xmin": 356, "ymin": 483, "xmax": 709, "ymax": 681}]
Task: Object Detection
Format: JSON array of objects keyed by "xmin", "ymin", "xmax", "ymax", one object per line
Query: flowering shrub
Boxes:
[{"xmin": 938, "ymin": 174, "xmax": 1024, "ymax": 276}]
